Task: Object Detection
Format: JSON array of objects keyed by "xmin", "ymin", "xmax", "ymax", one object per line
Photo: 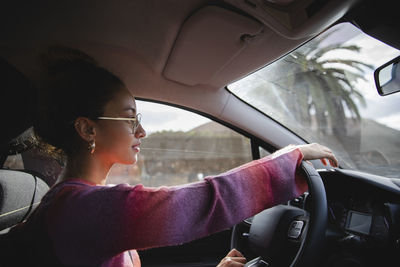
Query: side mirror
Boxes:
[{"xmin": 374, "ymin": 55, "xmax": 400, "ymax": 96}]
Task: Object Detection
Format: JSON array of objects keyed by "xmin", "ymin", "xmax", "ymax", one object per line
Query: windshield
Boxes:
[{"xmin": 228, "ymin": 23, "xmax": 400, "ymax": 178}]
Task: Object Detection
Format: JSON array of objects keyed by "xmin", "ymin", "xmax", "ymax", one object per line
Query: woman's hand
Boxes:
[
  {"xmin": 217, "ymin": 249, "xmax": 247, "ymax": 267},
  {"xmin": 297, "ymin": 143, "xmax": 338, "ymax": 167}
]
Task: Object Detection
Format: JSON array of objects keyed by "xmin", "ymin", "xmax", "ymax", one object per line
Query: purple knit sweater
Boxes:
[{"xmin": 18, "ymin": 148, "xmax": 306, "ymax": 266}]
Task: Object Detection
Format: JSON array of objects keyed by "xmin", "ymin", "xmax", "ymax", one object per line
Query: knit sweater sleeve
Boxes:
[{"xmin": 47, "ymin": 148, "xmax": 306, "ymax": 265}]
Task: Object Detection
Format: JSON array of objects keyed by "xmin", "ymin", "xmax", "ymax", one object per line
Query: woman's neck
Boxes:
[{"xmin": 61, "ymin": 152, "xmax": 112, "ymax": 185}]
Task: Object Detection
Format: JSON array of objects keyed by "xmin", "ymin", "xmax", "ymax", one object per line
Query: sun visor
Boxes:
[{"xmin": 163, "ymin": 6, "xmax": 263, "ymax": 86}]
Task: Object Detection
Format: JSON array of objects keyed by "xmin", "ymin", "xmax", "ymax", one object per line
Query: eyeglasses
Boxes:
[{"xmin": 97, "ymin": 113, "xmax": 142, "ymax": 133}]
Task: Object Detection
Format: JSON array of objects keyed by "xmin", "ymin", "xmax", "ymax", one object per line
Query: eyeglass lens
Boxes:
[{"xmin": 133, "ymin": 113, "xmax": 142, "ymax": 130}]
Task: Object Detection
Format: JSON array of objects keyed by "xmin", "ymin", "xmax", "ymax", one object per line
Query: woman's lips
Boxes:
[{"xmin": 132, "ymin": 143, "xmax": 141, "ymax": 152}]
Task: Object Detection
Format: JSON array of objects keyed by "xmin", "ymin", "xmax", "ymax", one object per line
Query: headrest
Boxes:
[
  {"xmin": 0, "ymin": 58, "xmax": 36, "ymax": 153},
  {"xmin": 0, "ymin": 169, "xmax": 49, "ymax": 231}
]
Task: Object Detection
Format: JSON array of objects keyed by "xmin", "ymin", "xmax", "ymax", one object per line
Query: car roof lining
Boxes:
[
  {"xmin": 1, "ymin": 0, "xmax": 362, "ymax": 88},
  {"xmin": 0, "ymin": 0, "xmax": 390, "ymax": 150}
]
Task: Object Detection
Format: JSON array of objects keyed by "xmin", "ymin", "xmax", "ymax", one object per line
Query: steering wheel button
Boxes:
[
  {"xmin": 288, "ymin": 220, "xmax": 304, "ymax": 239},
  {"xmin": 295, "ymin": 221, "xmax": 303, "ymax": 229}
]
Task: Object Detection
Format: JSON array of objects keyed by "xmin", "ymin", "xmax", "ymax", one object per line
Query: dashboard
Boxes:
[
  {"xmin": 234, "ymin": 168, "xmax": 400, "ymax": 267},
  {"xmin": 318, "ymin": 169, "xmax": 400, "ymax": 267}
]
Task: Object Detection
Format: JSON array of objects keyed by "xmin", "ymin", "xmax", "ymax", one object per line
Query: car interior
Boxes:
[{"xmin": 1, "ymin": 0, "xmax": 400, "ymax": 266}]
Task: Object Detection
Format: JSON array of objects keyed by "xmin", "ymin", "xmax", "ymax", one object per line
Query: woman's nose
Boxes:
[{"xmin": 135, "ymin": 124, "xmax": 146, "ymax": 139}]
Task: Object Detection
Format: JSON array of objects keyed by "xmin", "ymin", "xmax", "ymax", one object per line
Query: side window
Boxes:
[
  {"xmin": 259, "ymin": 146, "xmax": 271, "ymax": 158},
  {"xmin": 107, "ymin": 101, "xmax": 253, "ymax": 186}
]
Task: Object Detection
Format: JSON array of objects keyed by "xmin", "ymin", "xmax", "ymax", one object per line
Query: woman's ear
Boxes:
[{"xmin": 74, "ymin": 117, "xmax": 97, "ymax": 142}]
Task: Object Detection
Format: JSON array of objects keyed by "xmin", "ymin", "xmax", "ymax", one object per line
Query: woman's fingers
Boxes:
[
  {"xmin": 218, "ymin": 257, "xmax": 246, "ymax": 267},
  {"xmin": 326, "ymin": 151, "xmax": 338, "ymax": 167},
  {"xmin": 226, "ymin": 248, "xmax": 244, "ymax": 258},
  {"xmin": 227, "ymin": 257, "xmax": 247, "ymax": 264},
  {"xmin": 223, "ymin": 260, "xmax": 245, "ymax": 267},
  {"xmin": 324, "ymin": 147, "xmax": 338, "ymax": 167},
  {"xmin": 297, "ymin": 143, "xmax": 339, "ymax": 167},
  {"xmin": 217, "ymin": 249, "xmax": 247, "ymax": 267},
  {"xmin": 329, "ymin": 158, "xmax": 336, "ymax": 167}
]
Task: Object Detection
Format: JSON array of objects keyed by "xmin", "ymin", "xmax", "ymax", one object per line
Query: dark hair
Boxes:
[{"xmin": 34, "ymin": 45, "xmax": 125, "ymax": 158}]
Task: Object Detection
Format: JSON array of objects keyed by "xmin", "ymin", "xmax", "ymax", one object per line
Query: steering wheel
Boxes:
[{"xmin": 230, "ymin": 161, "xmax": 328, "ymax": 267}]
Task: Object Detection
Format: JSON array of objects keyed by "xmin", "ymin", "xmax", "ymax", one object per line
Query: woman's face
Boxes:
[{"xmin": 95, "ymin": 88, "xmax": 146, "ymax": 166}]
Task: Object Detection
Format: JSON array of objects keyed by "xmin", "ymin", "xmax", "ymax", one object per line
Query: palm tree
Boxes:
[{"xmin": 251, "ymin": 29, "xmax": 374, "ymax": 145}]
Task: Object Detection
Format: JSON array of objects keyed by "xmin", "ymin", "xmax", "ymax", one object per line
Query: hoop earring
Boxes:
[{"xmin": 88, "ymin": 140, "xmax": 96, "ymax": 154}]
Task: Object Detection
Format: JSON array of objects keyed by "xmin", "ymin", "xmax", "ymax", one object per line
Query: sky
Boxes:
[{"xmin": 136, "ymin": 22, "xmax": 400, "ymax": 134}]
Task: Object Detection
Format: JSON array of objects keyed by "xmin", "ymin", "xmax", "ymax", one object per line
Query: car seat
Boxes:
[
  {"xmin": 0, "ymin": 58, "xmax": 49, "ymax": 233},
  {"xmin": 0, "ymin": 169, "xmax": 49, "ymax": 232}
]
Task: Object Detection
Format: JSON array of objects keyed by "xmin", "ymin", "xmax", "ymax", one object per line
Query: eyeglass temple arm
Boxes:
[{"xmin": 97, "ymin": 117, "xmax": 137, "ymax": 121}]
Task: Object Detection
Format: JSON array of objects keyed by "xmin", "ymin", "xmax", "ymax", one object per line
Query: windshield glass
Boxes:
[{"xmin": 228, "ymin": 23, "xmax": 400, "ymax": 178}]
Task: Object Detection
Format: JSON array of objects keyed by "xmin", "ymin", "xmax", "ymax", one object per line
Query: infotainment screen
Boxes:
[{"xmin": 345, "ymin": 211, "xmax": 372, "ymax": 235}]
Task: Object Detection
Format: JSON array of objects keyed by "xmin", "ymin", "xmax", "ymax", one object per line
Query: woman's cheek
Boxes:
[
  {"xmin": 98, "ymin": 127, "xmax": 137, "ymax": 164},
  {"xmin": 118, "ymin": 136, "xmax": 138, "ymax": 164}
]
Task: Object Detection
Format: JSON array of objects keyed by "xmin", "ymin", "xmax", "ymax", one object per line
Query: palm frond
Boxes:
[
  {"xmin": 324, "ymin": 68, "xmax": 367, "ymax": 81},
  {"xmin": 318, "ymin": 59, "xmax": 374, "ymax": 71},
  {"xmin": 311, "ymin": 45, "xmax": 361, "ymax": 59}
]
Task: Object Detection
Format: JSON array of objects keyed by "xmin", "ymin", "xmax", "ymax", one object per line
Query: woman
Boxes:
[{"xmin": 10, "ymin": 46, "xmax": 338, "ymax": 267}]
